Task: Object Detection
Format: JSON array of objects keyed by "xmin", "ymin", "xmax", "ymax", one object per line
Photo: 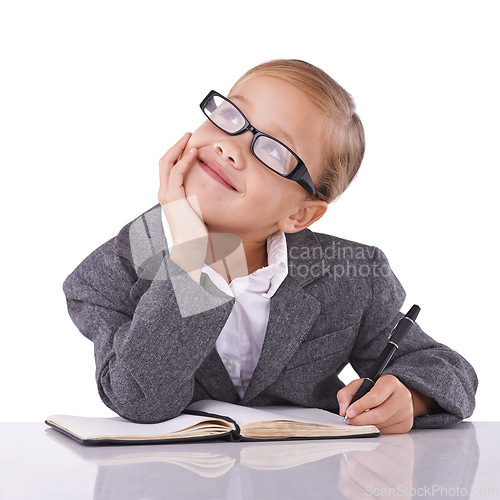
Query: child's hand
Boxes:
[
  {"xmin": 158, "ymin": 133, "xmax": 209, "ymax": 284},
  {"xmin": 158, "ymin": 132, "xmax": 199, "ymax": 205},
  {"xmin": 337, "ymin": 375, "xmax": 414, "ymax": 434}
]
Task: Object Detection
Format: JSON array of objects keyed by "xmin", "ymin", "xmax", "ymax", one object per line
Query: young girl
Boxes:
[{"xmin": 62, "ymin": 59, "xmax": 477, "ymax": 434}]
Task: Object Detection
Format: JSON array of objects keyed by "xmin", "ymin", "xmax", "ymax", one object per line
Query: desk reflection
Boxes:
[
  {"xmin": 45, "ymin": 423, "xmax": 479, "ymax": 500},
  {"xmin": 340, "ymin": 424, "xmax": 479, "ymax": 499}
]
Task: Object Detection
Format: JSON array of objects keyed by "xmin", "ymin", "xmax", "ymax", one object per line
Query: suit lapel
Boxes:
[
  {"xmin": 195, "ymin": 348, "xmax": 241, "ymax": 403},
  {"xmin": 240, "ymin": 274, "xmax": 321, "ymax": 403},
  {"xmin": 240, "ymin": 229, "xmax": 325, "ymax": 403},
  {"xmin": 193, "ymin": 272, "xmax": 322, "ymax": 404}
]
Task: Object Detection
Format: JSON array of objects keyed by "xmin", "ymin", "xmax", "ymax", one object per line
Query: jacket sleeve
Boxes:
[
  {"xmin": 347, "ymin": 247, "xmax": 478, "ymax": 429},
  {"xmin": 62, "ymin": 208, "xmax": 235, "ymax": 423}
]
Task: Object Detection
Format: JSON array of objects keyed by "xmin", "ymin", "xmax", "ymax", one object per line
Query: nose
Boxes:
[{"xmin": 213, "ymin": 133, "xmax": 251, "ymax": 169}]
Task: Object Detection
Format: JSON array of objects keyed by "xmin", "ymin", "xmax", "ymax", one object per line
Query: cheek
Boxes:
[
  {"xmin": 247, "ymin": 170, "xmax": 298, "ymax": 214},
  {"xmin": 256, "ymin": 164, "xmax": 301, "ymax": 199},
  {"xmin": 248, "ymin": 163, "xmax": 281, "ymax": 194}
]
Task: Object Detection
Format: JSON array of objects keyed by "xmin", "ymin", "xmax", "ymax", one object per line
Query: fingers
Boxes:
[
  {"xmin": 340, "ymin": 375, "xmax": 414, "ymax": 434},
  {"xmin": 159, "ymin": 132, "xmax": 192, "ymax": 169},
  {"xmin": 345, "ymin": 377, "xmax": 395, "ymax": 419},
  {"xmin": 165, "ymin": 147, "xmax": 198, "ymax": 203},
  {"xmin": 337, "ymin": 379, "xmax": 364, "ymax": 417},
  {"xmin": 158, "ymin": 133, "xmax": 197, "ymax": 205}
]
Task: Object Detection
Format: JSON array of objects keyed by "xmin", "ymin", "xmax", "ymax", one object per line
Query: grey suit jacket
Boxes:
[{"xmin": 62, "ymin": 203, "xmax": 478, "ymax": 427}]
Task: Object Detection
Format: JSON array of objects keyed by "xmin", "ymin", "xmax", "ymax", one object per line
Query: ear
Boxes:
[{"xmin": 277, "ymin": 200, "xmax": 328, "ymax": 233}]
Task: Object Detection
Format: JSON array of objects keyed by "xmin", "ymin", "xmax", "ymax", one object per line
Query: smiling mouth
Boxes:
[{"xmin": 199, "ymin": 159, "xmax": 238, "ymax": 191}]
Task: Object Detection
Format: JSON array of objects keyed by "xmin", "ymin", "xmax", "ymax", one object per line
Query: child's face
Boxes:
[{"xmin": 181, "ymin": 75, "xmax": 327, "ymax": 237}]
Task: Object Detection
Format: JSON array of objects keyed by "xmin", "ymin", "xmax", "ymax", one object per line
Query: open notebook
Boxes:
[{"xmin": 45, "ymin": 400, "xmax": 379, "ymax": 446}]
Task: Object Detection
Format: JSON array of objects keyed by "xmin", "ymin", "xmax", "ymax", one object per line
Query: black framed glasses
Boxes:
[{"xmin": 200, "ymin": 90, "xmax": 317, "ymax": 196}]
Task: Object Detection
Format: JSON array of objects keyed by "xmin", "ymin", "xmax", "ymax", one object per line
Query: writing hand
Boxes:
[{"xmin": 337, "ymin": 375, "xmax": 414, "ymax": 434}]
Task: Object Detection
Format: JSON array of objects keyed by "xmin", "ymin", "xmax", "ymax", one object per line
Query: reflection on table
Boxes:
[{"xmin": 43, "ymin": 422, "xmax": 479, "ymax": 500}]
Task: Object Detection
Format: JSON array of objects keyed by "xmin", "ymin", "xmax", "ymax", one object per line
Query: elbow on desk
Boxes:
[
  {"xmin": 98, "ymin": 386, "xmax": 190, "ymax": 424},
  {"xmin": 114, "ymin": 404, "xmax": 185, "ymax": 424},
  {"xmin": 96, "ymin": 366, "xmax": 193, "ymax": 424}
]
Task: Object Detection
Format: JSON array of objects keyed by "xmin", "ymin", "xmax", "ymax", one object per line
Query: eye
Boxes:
[
  {"xmin": 261, "ymin": 140, "xmax": 285, "ymax": 162},
  {"xmin": 220, "ymin": 107, "xmax": 241, "ymax": 126},
  {"xmin": 254, "ymin": 136, "xmax": 296, "ymax": 175},
  {"xmin": 212, "ymin": 103, "xmax": 243, "ymax": 128}
]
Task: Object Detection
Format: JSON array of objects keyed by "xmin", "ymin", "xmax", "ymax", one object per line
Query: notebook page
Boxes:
[
  {"xmin": 186, "ymin": 400, "xmax": 346, "ymax": 427},
  {"xmin": 46, "ymin": 413, "xmax": 230, "ymax": 440}
]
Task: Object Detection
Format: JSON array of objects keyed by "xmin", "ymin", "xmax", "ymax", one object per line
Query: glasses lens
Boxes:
[
  {"xmin": 203, "ymin": 94, "xmax": 245, "ymax": 134},
  {"xmin": 253, "ymin": 135, "xmax": 298, "ymax": 175}
]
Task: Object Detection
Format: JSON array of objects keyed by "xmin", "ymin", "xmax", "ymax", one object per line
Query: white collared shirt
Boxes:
[{"xmin": 161, "ymin": 208, "xmax": 288, "ymax": 398}]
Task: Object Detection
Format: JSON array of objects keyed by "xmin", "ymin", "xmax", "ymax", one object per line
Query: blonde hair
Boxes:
[{"xmin": 229, "ymin": 59, "xmax": 365, "ymax": 204}]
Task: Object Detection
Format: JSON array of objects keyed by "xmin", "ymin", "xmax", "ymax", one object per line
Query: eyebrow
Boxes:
[{"xmin": 229, "ymin": 94, "xmax": 296, "ymax": 150}]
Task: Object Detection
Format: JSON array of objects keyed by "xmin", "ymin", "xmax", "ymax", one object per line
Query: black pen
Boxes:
[{"xmin": 343, "ymin": 304, "xmax": 421, "ymax": 422}]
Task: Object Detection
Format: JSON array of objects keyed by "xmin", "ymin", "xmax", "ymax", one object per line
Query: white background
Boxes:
[{"xmin": 1, "ymin": 0, "xmax": 498, "ymax": 421}]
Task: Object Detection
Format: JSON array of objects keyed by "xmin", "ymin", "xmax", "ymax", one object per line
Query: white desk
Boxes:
[{"xmin": 0, "ymin": 422, "xmax": 498, "ymax": 499}]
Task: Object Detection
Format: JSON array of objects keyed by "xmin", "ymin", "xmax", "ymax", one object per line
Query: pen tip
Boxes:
[{"xmin": 406, "ymin": 304, "xmax": 420, "ymax": 322}]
